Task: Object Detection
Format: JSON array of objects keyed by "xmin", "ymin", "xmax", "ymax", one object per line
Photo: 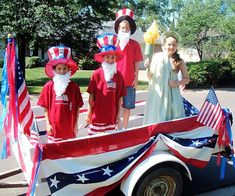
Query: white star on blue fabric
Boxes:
[
  {"xmin": 171, "ymin": 136, "xmax": 178, "ymax": 141},
  {"xmin": 50, "ymin": 176, "xmax": 60, "ymax": 189},
  {"xmin": 128, "ymin": 156, "xmax": 134, "ymax": 161},
  {"xmin": 77, "ymin": 174, "xmax": 89, "ymax": 183},
  {"xmin": 102, "ymin": 166, "xmax": 113, "ymax": 176},
  {"xmin": 192, "ymin": 140, "xmax": 202, "ymax": 147}
]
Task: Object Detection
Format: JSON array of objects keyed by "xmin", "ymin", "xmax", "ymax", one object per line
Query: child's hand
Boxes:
[
  {"xmin": 74, "ymin": 124, "xmax": 78, "ymax": 136},
  {"xmin": 144, "ymin": 58, "xmax": 150, "ymax": 68},
  {"xmin": 116, "ymin": 115, "xmax": 121, "ymax": 130},
  {"xmin": 116, "ymin": 116, "xmax": 121, "ymax": 124},
  {"xmin": 132, "ymin": 77, "xmax": 138, "ymax": 89},
  {"xmin": 85, "ymin": 113, "xmax": 92, "ymax": 124},
  {"xmin": 46, "ymin": 124, "xmax": 53, "ymax": 135},
  {"xmin": 169, "ymin": 80, "xmax": 179, "ymax": 88}
]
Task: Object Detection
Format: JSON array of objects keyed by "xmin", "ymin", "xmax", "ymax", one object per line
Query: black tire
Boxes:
[{"xmin": 133, "ymin": 167, "xmax": 183, "ymax": 196}]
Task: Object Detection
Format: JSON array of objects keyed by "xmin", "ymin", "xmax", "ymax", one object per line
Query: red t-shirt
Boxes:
[
  {"xmin": 87, "ymin": 68, "xmax": 126, "ymax": 124},
  {"xmin": 117, "ymin": 39, "xmax": 143, "ymax": 86},
  {"xmin": 37, "ymin": 80, "xmax": 84, "ymax": 139}
]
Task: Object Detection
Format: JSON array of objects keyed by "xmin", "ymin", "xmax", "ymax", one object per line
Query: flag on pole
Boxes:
[
  {"xmin": 196, "ymin": 88, "xmax": 224, "ymax": 131},
  {"xmin": 0, "ymin": 52, "xmax": 9, "ymax": 131},
  {"xmin": 0, "ymin": 35, "xmax": 34, "ymax": 159},
  {"xmin": 7, "ymin": 35, "xmax": 34, "ymax": 137}
]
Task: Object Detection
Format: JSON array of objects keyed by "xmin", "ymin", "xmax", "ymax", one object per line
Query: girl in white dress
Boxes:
[{"xmin": 143, "ymin": 32, "xmax": 190, "ymax": 124}]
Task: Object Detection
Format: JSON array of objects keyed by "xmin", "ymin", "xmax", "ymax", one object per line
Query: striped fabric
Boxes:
[
  {"xmin": 47, "ymin": 46, "xmax": 71, "ymax": 61},
  {"xmin": 116, "ymin": 8, "xmax": 134, "ymax": 19},
  {"xmin": 88, "ymin": 123, "xmax": 116, "ymax": 135},
  {"xmin": 97, "ymin": 33, "xmax": 119, "ymax": 50}
]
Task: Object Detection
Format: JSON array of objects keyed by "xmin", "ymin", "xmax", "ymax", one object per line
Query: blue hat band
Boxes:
[{"xmin": 100, "ymin": 45, "xmax": 117, "ymax": 52}]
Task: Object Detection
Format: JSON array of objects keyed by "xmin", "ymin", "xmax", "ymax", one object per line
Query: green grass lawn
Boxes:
[{"xmin": 0, "ymin": 67, "xmax": 149, "ymax": 94}]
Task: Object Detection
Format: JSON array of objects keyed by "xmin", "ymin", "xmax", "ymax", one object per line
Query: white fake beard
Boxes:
[
  {"xmin": 102, "ymin": 62, "xmax": 117, "ymax": 82},
  {"xmin": 118, "ymin": 31, "xmax": 131, "ymax": 50},
  {"xmin": 53, "ymin": 71, "xmax": 71, "ymax": 96}
]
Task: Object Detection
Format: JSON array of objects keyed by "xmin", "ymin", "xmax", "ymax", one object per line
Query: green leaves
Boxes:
[{"xmin": 177, "ymin": 0, "xmax": 234, "ymax": 60}]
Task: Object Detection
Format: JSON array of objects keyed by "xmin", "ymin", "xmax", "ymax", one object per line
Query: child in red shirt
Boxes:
[
  {"xmin": 114, "ymin": 8, "xmax": 143, "ymax": 129},
  {"xmin": 85, "ymin": 33, "xmax": 126, "ymax": 135},
  {"xmin": 38, "ymin": 46, "xmax": 84, "ymax": 142}
]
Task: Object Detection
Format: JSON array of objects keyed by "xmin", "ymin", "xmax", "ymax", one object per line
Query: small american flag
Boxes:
[
  {"xmin": 196, "ymin": 88, "xmax": 223, "ymax": 131},
  {"xmin": 30, "ymin": 119, "xmax": 39, "ymax": 146}
]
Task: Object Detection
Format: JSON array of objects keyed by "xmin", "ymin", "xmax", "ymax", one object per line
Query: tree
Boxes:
[
  {"xmin": 0, "ymin": 1, "xmax": 35, "ymax": 75},
  {"xmin": 115, "ymin": 0, "xmax": 176, "ymax": 32},
  {"xmin": 0, "ymin": 0, "xmax": 116, "ymax": 76},
  {"xmin": 176, "ymin": 0, "xmax": 233, "ymax": 60}
]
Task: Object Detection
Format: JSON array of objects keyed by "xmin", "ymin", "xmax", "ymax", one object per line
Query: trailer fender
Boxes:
[{"xmin": 120, "ymin": 150, "xmax": 192, "ymax": 196}]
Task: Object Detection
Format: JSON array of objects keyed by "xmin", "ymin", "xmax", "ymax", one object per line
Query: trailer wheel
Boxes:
[{"xmin": 133, "ymin": 167, "xmax": 183, "ymax": 196}]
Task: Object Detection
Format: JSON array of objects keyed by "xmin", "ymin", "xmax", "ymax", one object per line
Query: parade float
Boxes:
[{"xmin": 0, "ymin": 36, "xmax": 234, "ymax": 196}]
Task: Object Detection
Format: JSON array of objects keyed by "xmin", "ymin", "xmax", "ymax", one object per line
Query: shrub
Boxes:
[
  {"xmin": 74, "ymin": 55, "xmax": 100, "ymax": 70},
  {"xmin": 187, "ymin": 59, "xmax": 234, "ymax": 88},
  {"xmin": 25, "ymin": 56, "xmax": 41, "ymax": 68},
  {"xmin": 0, "ymin": 58, "xmax": 3, "ymax": 68},
  {"xmin": 187, "ymin": 62, "xmax": 208, "ymax": 88},
  {"xmin": 226, "ymin": 51, "xmax": 235, "ymax": 66},
  {"xmin": 225, "ymin": 51, "xmax": 235, "ymax": 82}
]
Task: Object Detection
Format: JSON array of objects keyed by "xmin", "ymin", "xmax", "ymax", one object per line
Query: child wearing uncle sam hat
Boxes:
[
  {"xmin": 85, "ymin": 33, "xmax": 126, "ymax": 135},
  {"xmin": 114, "ymin": 8, "xmax": 143, "ymax": 130},
  {"xmin": 37, "ymin": 46, "xmax": 84, "ymax": 142}
]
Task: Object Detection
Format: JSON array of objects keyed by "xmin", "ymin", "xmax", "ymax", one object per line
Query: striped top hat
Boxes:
[
  {"xmin": 114, "ymin": 8, "xmax": 136, "ymax": 35},
  {"xmin": 45, "ymin": 46, "xmax": 78, "ymax": 78},
  {"xmin": 94, "ymin": 33, "xmax": 124, "ymax": 63}
]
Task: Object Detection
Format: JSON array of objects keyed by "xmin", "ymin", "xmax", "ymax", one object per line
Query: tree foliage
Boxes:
[
  {"xmin": 116, "ymin": 0, "xmax": 180, "ymax": 32},
  {"xmin": 176, "ymin": 0, "xmax": 234, "ymax": 60},
  {"xmin": 0, "ymin": 0, "xmax": 116, "ymax": 74}
]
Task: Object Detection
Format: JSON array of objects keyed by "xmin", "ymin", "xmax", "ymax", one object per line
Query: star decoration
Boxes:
[
  {"xmin": 128, "ymin": 156, "xmax": 134, "ymax": 161},
  {"xmin": 192, "ymin": 140, "xmax": 202, "ymax": 147},
  {"xmin": 171, "ymin": 136, "xmax": 178, "ymax": 141},
  {"xmin": 102, "ymin": 166, "xmax": 113, "ymax": 176},
  {"xmin": 77, "ymin": 174, "xmax": 89, "ymax": 183},
  {"xmin": 50, "ymin": 176, "xmax": 60, "ymax": 189}
]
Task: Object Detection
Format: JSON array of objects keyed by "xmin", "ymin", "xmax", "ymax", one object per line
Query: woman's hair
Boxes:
[
  {"xmin": 163, "ymin": 35, "xmax": 183, "ymax": 71},
  {"xmin": 171, "ymin": 50, "xmax": 182, "ymax": 63}
]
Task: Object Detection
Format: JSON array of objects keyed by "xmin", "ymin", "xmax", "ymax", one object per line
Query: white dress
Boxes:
[{"xmin": 143, "ymin": 52, "xmax": 185, "ymax": 124}]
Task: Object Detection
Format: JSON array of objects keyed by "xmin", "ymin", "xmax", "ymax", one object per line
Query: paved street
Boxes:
[{"xmin": 0, "ymin": 88, "xmax": 235, "ymax": 195}]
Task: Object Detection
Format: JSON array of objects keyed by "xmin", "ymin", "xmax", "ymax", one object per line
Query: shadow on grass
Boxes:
[
  {"xmin": 73, "ymin": 78, "xmax": 90, "ymax": 87},
  {"xmin": 26, "ymin": 77, "xmax": 91, "ymax": 88},
  {"xmin": 26, "ymin": 77, "xmax": 50, "ymax": 86}
]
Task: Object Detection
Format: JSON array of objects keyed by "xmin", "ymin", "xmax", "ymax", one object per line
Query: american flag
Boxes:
[
  {"xmin": 9, "ymin": 38, "xmax": 34, "ymax": 136},
  {"xmin": 159, "ymin": 133, "xmax": 218, "ymax": 168},
  {"xmin": 196, "ymin": 88, "xmax": 223, "ymax": 131},
  {"xmin": 30, "ymin": 119, "xmax": 39, "ymax": 146}
]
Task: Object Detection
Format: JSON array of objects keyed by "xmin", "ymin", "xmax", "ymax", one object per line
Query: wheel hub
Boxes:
[{"xmin": 145, "ymin": 176, "xmax": 176, "ymax": 196}]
